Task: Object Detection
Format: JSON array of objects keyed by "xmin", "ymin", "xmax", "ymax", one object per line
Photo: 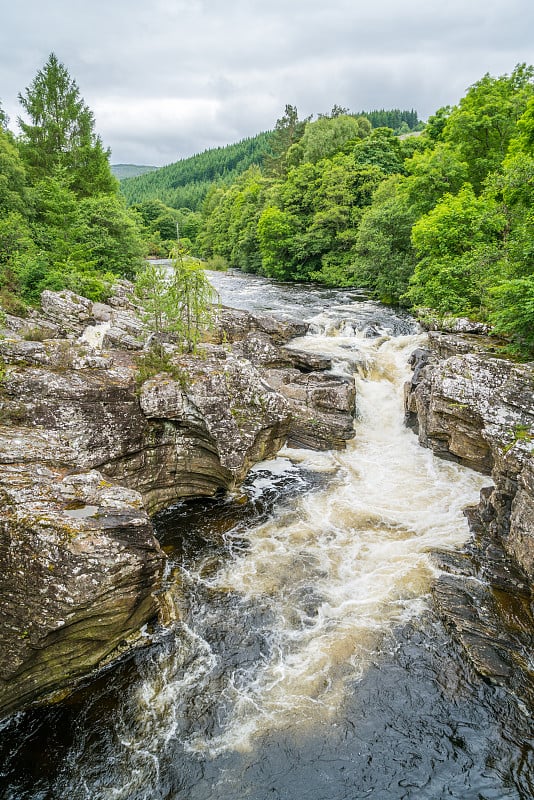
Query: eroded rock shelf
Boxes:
[{"xmin": 0, "ymin": 284, "xmax": 356, "ymax": 718}]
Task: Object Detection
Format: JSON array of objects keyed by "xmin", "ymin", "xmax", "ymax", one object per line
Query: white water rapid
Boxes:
[
  {"xmin": 5, "ymin": 278, "xmax": 531, "ymax": 800},
  {"xmin": 69, "ymin": 316, "xmax": 490, "ymax": 800}
]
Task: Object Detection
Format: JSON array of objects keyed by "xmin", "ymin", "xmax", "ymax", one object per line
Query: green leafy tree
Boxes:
[
  {"xmin": 423, "ymin": 106, "xmax": 451, "ymax": 142},
  {"xmin": 353, "ymin": 176, "xmax": 418, "ymax": 303},
  {"xmin": 0, "ymin": 212, "xmax": 35, "ymax": 311},
  {"xmin": 257, "ymin": 206, "xmax": 299, "ymax": 280},
  {"xmin": 77, "ymin": 194, "xmax": 145, "ymax": 278},
  {"xmin": 403, "ymin": 143, "xmax": 469, "ymax": 216},
  {"xmin": 408, "ymin": 185, "xmax": 506, "ymax": 312},
  {"xmin": 135, "ymin": 247, "xmax": 218, "ymax": 354},
  {"xmin": 198, "ymin": 167, "xmax": 268, "ymax": 273},
  {"xmin": 441, "ymin": 64, "xmax": 534, "ymax": 191},
  {"xmin": 0, "ymin": 127, "xmax": 27, "ymax": 215},
  {"xmin": 171, "ymin": 245, "xmax": 218, "ymax": 352},
  {"xmin": 18, "ymin": 53, "xmax": 117, "ymax": 196},
  {"xmin": 296, "ymin": 115, "xmax": 369, "ymax": 165},
  {"xmin": 488, "ymin": 277, "xmax": 534, "ymax": 356},
  {"xmin": 352, "ymin": 128, "xmax": 404, "ymax": 174}
]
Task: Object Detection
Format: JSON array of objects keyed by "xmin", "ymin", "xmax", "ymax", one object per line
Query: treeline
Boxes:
[
  {"xmin": 120, "ymin": 132, "xmax": 274, "ymax": 210},
  {"xmin": 119, "ymin": 108, "xmax": 421, "ymax": 212},
  {"xmin": 360, "ymin": 108, "xmax": 421, "ymax": 133},
  {"xmin": 195, "ymin": 66, "xmax": 534, "ymax": 357},
  {"xmin": 0, "ymin": 53, "xmax": 146, "ymax": 310}
]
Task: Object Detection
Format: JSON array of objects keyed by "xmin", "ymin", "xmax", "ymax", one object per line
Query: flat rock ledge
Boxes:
[
  {"xmin": 0, "ymin": 286, "xmax": 356, "ymax": 718},
  {"xmin": 405, "ymin": 331, "xmax": 534, "ymax": 701}
]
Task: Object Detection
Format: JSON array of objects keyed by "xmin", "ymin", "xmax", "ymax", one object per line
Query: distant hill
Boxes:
[
  {"xmin": 119, "ymin": 131, "xmax": 274, "ymax": 211},
  {"xmin": 111, "ymin": 164, "xmax": 158, "ymax": 180},
  {"xmin": 118, "ymin": 112, "xmax": 422, "ymax": 212}
]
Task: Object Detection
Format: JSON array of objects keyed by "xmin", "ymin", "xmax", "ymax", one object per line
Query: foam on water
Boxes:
[
  {"xmin": 44, "ymin": 299, "xmax": 493, "ymax": 797},
  {"xmin": 78, "ymin": 320, "xmax": 111, "ymax": 349},
  {"xmin": 180, "ymin": 333, "xmax": 488, "ymax": 754}
]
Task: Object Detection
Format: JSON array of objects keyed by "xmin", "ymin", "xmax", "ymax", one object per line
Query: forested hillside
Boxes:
[
  {"xmin": 360, "ymin": 108, "xmax": 422, "ymax": 133},
  {"xmin": 119, "ymin": 109, "xmax": 420, "ymax": 211},
  {"xmin": 121, "ymin": 106, "xmax": 422, "ymax": 258},
  {"xmin": 111, "ymin": 164, "xmax": 158, "ymax": 180},
  {"xmin": 0, "ymin": 53, "xmax": 145, "ymax": 310},
  {"xmin": 120, "ymin": 132, "xmax": 274, "ymax": 210},
  {"xmin": 196, "ymin": 67, "xmax": 534, "ymax": 357}
]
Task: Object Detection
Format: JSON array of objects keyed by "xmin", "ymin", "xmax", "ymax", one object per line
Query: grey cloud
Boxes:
[{"xmin": 1, "ymin": 0, "xmax": 533, "ymax": 165}]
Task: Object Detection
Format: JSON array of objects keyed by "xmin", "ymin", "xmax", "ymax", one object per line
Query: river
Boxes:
[{"xmin": 1, "ymin": 271, "xmax": 533, "ymax": 799}]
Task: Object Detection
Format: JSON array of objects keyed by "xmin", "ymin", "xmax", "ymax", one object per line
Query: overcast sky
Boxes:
[{"xmin": 1, "ymin": 0, "xmax": 533, "ymax": 166}]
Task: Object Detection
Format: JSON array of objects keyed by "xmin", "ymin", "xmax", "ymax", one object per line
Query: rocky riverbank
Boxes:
[
  {"xmin": 0, "ymin": 284, "xmax": 356, "ymax": 719},
  {"xmin": 405, "ymin": 330, "xmax": 534, "ymax": 704}
]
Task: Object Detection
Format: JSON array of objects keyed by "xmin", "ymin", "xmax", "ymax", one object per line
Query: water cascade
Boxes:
[{"xmin": 1, "ymin": 274, "xmax": 532, "ymax": 800}]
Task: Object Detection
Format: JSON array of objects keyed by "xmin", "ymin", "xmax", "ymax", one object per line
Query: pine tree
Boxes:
[
  {"xmin": 264, "ymin": 105, "xmax": 309, "ymax": 177},
  {"xmin": 17, "ymin": 53, "xmax": 116, "ymax": 197},
  {"xmin": 0, "ymin": 101, "xmax": 8, "ymax": 131}
]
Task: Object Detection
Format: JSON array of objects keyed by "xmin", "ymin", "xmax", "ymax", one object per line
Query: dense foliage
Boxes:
[
  {"xmin": 360, "ymin": 108, "xmax": 422, "ymax": 133},
  {"xmin": 120, "ymin": 132, "xmax": 274, "ymax": 210},
  {"xmin": 0, "ymin": 53, "xmax": 145, "ymax": 310},
  {"xmin": 195, "ymin": 67, "xmax": 534, "ymax": 357}
]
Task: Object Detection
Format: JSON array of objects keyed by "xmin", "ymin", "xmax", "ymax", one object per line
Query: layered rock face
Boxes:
[
  {"xmin": 0, "ymin": 467, "xmax": 162, "ymax": 718},
  {"xmin": 0, "ymin": 286, "xmax": 356, "ymax": 718},
  {"xmin": 215, "ymin": 308, "xmax": 356, "ymax": 450},
  {"xmin": 405, "ymin": 332, "xmax": 534, "ymax": 701},
  {"xmin": 405, "ymin": 332, "xmax": 534, "ymax": 578}
]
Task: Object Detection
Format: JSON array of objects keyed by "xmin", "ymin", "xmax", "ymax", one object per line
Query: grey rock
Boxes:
[
  {"xmin": 418, "ymin": 310, "xmax": 491, "ymax": 335},
  {"xmin": 281, "ymin": 346, "xmax": 332, "ymax": 372},
  {"xmin": 215, "ymin": 307, "xmax": 308, "ymax": 345},
  {"xmin": 265, "ymin": 368, "xmax": 356, "ymax": 450},
  {"xmin": 40, "ymin": 290, "xmax": 95, "ymax": 334},
  {"xmin": 405, "ymin": 331, "xmax": 534, "ymax": 701},
  {"xmin": 0, "ymin": 464, "xmax": 164, "ymax": 718}
]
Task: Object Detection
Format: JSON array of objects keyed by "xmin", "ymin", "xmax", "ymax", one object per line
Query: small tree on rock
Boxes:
[
  {"xmin": 170, "ymin": 244, "xmax": 218, "ymax": 352},
  {"xmin": 135, "ymin": 246, "xmax": 218, "ymax": 356}
]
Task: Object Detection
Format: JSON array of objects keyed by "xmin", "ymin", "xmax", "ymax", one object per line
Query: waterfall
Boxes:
[{"xmin": 3, "ymin": 275, "xmax": 529, "ymax": 800}]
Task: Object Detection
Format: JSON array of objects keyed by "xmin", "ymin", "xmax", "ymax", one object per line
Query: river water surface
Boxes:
[{"xmin": 1, "ymin": 272, "xmax": 533, "ymax": 799}]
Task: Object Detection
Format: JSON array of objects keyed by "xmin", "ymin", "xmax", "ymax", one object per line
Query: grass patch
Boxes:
[{"xmin": 135, "ymin": 349, "xmax": 189, "ymax": 390}]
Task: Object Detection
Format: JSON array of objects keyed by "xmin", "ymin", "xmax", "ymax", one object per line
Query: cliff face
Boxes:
[
  {"xmin": 405, "ymin": 332, "xmax": 534, "ymax": 578},
  {"xmin": 0, "ymin": 467, "xmax": 162, "ymax": 718},
  {"xmin": 405, "ymin": 332, "xmax": 534, "ymax": 702},
  {"xmin": 0, "ymin": 286, "xmax": 356, "ymax": 719}
]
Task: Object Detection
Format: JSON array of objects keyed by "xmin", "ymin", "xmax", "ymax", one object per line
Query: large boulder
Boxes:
[
  {"xmin": 264, "ymin": 368, "xmax": 356, "ymax": 450},
  {"xmin": 0, "ymin": 461, "xmax": 164, "ymax": 718},
  {"xmin": 128, "ymin": 348, "xmax": 292, "ymax": 511},
  {"xmin": 40, "ymin": 289, "xmax": 95, "ymax": 335}
]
